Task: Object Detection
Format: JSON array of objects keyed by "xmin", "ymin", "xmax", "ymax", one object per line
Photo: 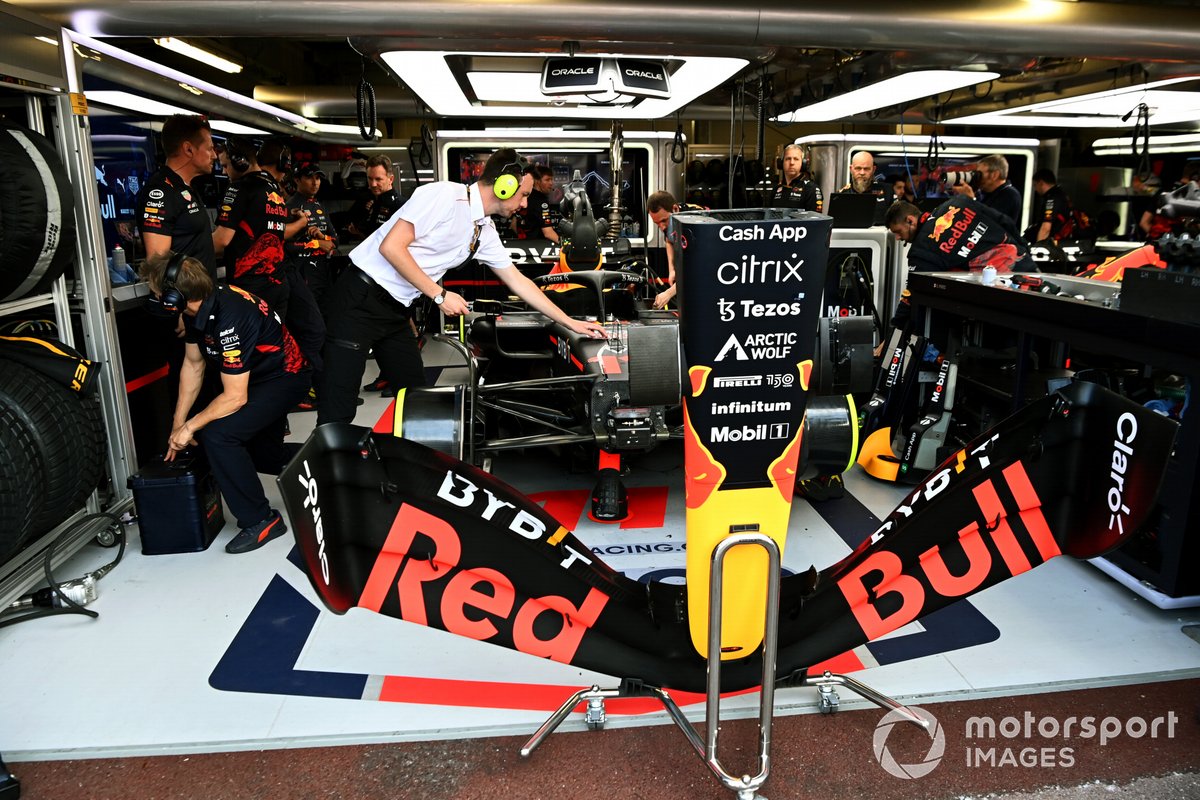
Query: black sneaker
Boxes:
[
  {"xmin": 293, "ymin": 387, "xmax": 319, "ymax": 412},
  {"xmin": 225, "ymin": 510, "xmax": 288, "ymax": 554},
  {"xmin": 363, "ymin": 377, "xmax": 390, "ymax": 392}
]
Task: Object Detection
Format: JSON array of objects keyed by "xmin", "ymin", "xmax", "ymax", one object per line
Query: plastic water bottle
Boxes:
[{"xmin": 112, "ymin": 245, "xmax": 126, "ymax": 270}]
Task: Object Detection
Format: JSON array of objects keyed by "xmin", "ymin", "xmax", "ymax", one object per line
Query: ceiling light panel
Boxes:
[
  {"xmin": 382, "ymin": 51, "xmax": 746, "ymax": 119},
  {"xmin": 154, "ymin": 37, "xmax": 243, "ymax": 74},
  {"xmin": 85, "ymin": 90, "xmax": 192, "ymax": 117},
  {"xmin": 948, "ymin": 76, "xmax": 1200, "ymax": 128},
  {"xmin": 774, "ymin": 70, "xmax": 1000, "ymax": 123}
]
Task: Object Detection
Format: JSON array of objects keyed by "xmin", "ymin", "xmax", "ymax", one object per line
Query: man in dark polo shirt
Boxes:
[
  {"xmin": 347, "ymin": 154, "xmax": 402, "ymax": 239},
  {"xmin": 141, "ymin": 252, "xmax": 311, "ymax": 554},
  {"xmin": 769, "ymin": 143, "xmax": 823, "ymax": 213},
  {"xmin": 950, "ymin": 154, "xmax": 1023, "ymax": 231},
  {"xmin": 515, "ymin": 163, "xmax": 561, "ymax": 244},
  {"xmin": 285, "ymin": 162, "xmax": 338, "ymax": 311},
  {"xmin": 1028, "ymin": 168, "xmax": 1076, "ymax": 243},
  {"xmin": 137, "ymin": 114, "xmax": 217, "ymax": 281}
]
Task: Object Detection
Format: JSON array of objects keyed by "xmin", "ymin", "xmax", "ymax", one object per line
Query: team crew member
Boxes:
[
  {"xmin": 137, "ymin": 114, "xmax": 218, "ymax": 281},
  {"xmin": 285, "ymin": 162, "xmax": 338, "ymax": 310},
  {"xmin": 213, "ymin": 137, "xmax": 310, "ymax": 316},
  {"xmin": 1028, "ymin": 168, "xmax": 1074, "ymax": 243},
  {"xmin": 646, "ymin": 190, "xmax": 703, "ymax": 309},
  {"xmin": 839, "ymin": 150, "xmax": 894, "ymax": 224},
  {"xmin": 140, "ymin": 252, "xmax": 311, "ymax": 554},
  {"xmin": 950, "ymin": 154, "xmax": 1022, "ymax": 231},
  {"xmin": 885, "ymin": 196, "xmax": 1032, "ymax": 329},
  {"xmin": 515, "ymin": 164, "xmax": 561, "ymax": 244},
  {"xmin": 346, "ymin": 154, "xmax": 405, "ymax": 394},
  {"xmin": 317, "ymin": 148, "xmax": 608, "ymax": 426},
  {"xmin": 347, "ymin": 154, "xmax": 402, "ymax": 238},
  {"xmin": 769, "ymin": 144, "xmax": 823, "ymax": 213}
]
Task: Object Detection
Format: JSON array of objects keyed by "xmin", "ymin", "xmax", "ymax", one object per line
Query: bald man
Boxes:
[{"xmin": 839, "ymin": 150, "xmax": 893, "ymax": 225}]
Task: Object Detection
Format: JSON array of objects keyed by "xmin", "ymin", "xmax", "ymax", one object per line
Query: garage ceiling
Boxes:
[{"xmin": 10, "ymin": 0, "xmax": 1200, "ymax": 132}]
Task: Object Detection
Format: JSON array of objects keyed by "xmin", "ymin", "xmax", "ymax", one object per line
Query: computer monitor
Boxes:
[{"xmin": 826, "ymin": 192, "xmax": 879, "ymax": 228}]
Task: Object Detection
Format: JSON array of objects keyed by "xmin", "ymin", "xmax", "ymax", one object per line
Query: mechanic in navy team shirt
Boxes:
[
  {"xmin": 316, "ymin": 148, "xmax": 608, "ymax": 426},
  {"xmin": 285, "ymin": 161, "xmax": 339, "ymax": 311},
  {"xmin": 213, "ymin": 136, "xmax": 310, "ymax": 316},
  {"xmin": 140, "ymin": 252, "xmax": 311, "ymax": 554},
  {"xmin": 515, "ymin": 163, "xmax": 561, "ymax": 244},
  {"xmin": 137, "ymin": 114, "xmax": 218, "ymax": 282},
  {"xmin": 769, "ymin": 144, "xmax": 823, "ymax": 213}
]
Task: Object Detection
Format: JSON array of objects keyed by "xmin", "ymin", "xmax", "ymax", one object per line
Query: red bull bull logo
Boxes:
[{"xmin": 928, "ymin": 208, "xmax": 959, "ymax": 241}]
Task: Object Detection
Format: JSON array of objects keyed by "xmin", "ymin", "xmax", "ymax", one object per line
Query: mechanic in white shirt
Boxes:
[{"xmin": 316, "ymin": 148, "xmax": 607, "ymax": 425}]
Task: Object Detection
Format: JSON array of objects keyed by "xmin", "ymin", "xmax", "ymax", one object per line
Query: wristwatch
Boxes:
[{"xmin": 433, "ymin": 288, "xmax": 446, "ymax": 306}]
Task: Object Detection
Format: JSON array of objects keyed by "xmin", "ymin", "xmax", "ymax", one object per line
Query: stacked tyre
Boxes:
[
  {"xmin": 0, "ymin": 359, "xmax": 107, "ymax": 563},
  {"xmin": 1, "ymin": 122, "xmax": 77, "ymax": 303}
]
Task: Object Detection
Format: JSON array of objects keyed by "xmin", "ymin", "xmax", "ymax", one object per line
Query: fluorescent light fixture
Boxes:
[
  {"xmin": 85, "ymin": 92, "xmax": 268, "ymax": 134},
  {"xmin": 153, "ymin": 37, "xmax": 242, "ymax": 74},
  {"xmin": 949, "ymin": 76, "xmax": 1200, "ymax": 127},
  {"xmin": 1093, "ymin": 131, "xmax": 1200, "ymax": 156},
  {"xmin": 68, "ymin": 32, "xmax": 312, "ymax": 131},
  {"xmin": 791, "ymin": 133, "xmax": 1040, "ymax": 148},
  {"xmin": 313, "ymin": 122, "xmax": 384, "ymax": 138},
  {"xmin": 481, "ymin": 126, "xmax": 566, "ymax": 133},
  {"xmin": 209, "ymin": 120, "xmax": 270, "ymax": 135},
  {"xmin": 34, "ymin": 35, "xmax": 59, "ymax": 47},
  {"xmin": 358, "ymin": 146, "xmax": 410, "ymax": 152},
  {"xmin": 774, "ymin": 69, "xmax": 1000, "ymax": 123},
  {"xmin": 382, "ymin": 51, "xmax": 746, "ymax": 119},
  {"xmin": 85, "ymin": 90, "xmax": 192, "ymax": 117}
]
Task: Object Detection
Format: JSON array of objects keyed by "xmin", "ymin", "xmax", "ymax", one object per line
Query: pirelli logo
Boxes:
[{"xmin": 713, "ymin": 375, "xmax": 762, "ymax": 389}]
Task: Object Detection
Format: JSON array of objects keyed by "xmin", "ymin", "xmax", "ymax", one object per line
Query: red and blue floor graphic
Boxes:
[{"xmin": 209, "ymin": 487, "xmax": 999, "ymax": 713}]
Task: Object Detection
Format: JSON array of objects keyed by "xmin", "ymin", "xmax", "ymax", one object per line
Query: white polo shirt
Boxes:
[{"xmin": 348, "ymin": 181, "xmax": 511, "ymax": 306}]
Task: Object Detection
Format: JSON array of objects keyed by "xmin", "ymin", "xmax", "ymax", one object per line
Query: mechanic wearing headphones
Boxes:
[
  {"xmin": 769, "ymin": 143, "xmax": 823, "ymax": 213},
  {"xmin": 316, "ymin": 147, "xmax": 608, "ymax": 426},
  {"xmin": 140, "ymin": 252, "xmax": 311, "ymax": 554},
  {"xmin": 212, "ymin": 137, "xmax": 310, "ymax": 316}
]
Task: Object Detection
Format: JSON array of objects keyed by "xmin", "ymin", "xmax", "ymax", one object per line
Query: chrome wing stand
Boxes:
[{"xmin": 522, "ymin": 531, "xmax": 783, "ymax": 800}]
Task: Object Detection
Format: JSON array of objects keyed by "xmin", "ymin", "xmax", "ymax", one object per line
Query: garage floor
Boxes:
[{"xmin": 2, "ymin": 341, "xmax": 1198, "ymax": 798}]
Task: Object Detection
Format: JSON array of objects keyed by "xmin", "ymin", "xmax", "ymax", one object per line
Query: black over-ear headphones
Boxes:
[
  {"xmin": 258, "ymin": 140, "xmax": 293, "ymax": 174},
  {"xmin": 492, "ymin": 156, "xmax": 528, "ymax": 200},
  {"xmin": 225, "ymin": 136, "xmax": 256, "ymax": 173},
  {"xmin": 159, "ymin": 251, "xmax": 187, "ymax": 313}
]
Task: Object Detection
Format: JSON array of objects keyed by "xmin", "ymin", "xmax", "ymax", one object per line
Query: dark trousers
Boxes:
[
  {"xmin": 199, "ymin": 370, "xmax": 311, "ymax": 528},
  {"xmin": 282, "ymin": 260, "xmax": 326, "ymax": 372},
  {"xmin": 296, "ymin": 256, "xmax": 335, "ymax": 317},
  {"xmin": 316, "ymin": 267, "xmax": 426, "ymax": 426}
]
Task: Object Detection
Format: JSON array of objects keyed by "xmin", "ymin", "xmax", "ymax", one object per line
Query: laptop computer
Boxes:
[{"xmin": 827, "ymin": 192, "xmax": 880, "ymax": 228}]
